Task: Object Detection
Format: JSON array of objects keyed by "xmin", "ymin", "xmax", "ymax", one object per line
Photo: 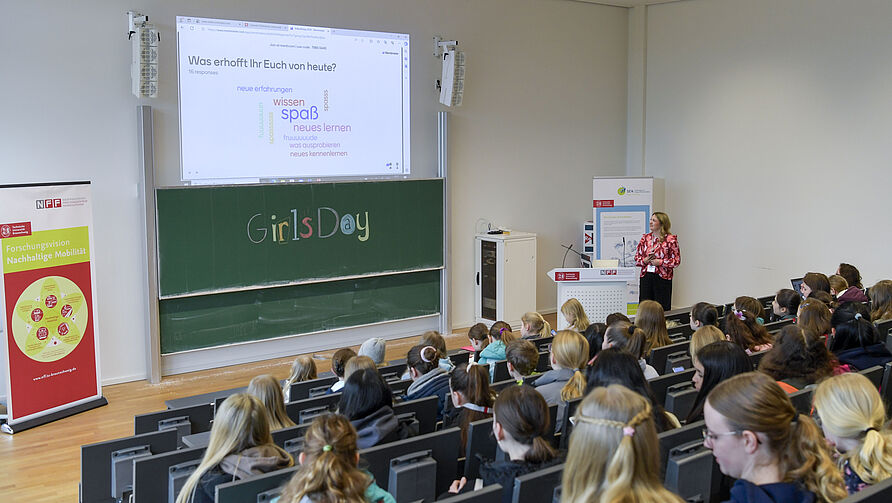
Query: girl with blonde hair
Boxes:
[
  {"xmin": 813, "ymin": 373, "xmax": 892, "ymax": 494},
  {"xmin": 635, "ymin": 299, "xmax": 672, "ymax": 354},
  {"xmin": 562, "ymin": 384, "xmax": 684, "ymax": 503},
  {"xmin": 704, "ymin": 372, "xmax": 846, "ymax": 503},
  {"xmin": 533, "ymin": 330, "xmax": 588, "ymax": 431},
  {"xmin": 283, "ymin": 355, "xmax": 317, "ymax": 402},
  {"xmin": 689, "ymin": 325, "xmax": 725, "ymax": 367},
  {"xmin": 561, "ymin": 298, "xmax": 590, "ymax": 332},
  {"xmin": 248, "ymin": 374, "xmax": 296, "ymax": 431},
  {"xmin": 520, "ymin": 311, "xmax": 552, "ymax": 339},
  {"xmin": 344, "ymin": 355, "xmax": 378, "ymax": 380},
  {"xmin": 279, "ymin": 413, "xmax": 394, "ymax": 503},
  {"xmin": 175, "ymin": 394, "xmax": 293, "ymax": 503}
]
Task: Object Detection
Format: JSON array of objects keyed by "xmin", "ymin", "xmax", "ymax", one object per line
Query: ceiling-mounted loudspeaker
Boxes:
[{"xmin": 439, "ymin": 48, "xmax": 464, "ymax": 107}]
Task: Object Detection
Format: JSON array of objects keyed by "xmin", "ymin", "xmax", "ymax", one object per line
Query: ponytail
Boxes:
[
  {"xmin": 604, "ymin": 321, "xmax": 647, "ymax": 359},
  {"xmin": 522, "ymin": 311, "xmax": 551, "ymax": 338},
  {"xmin": 853, "ymin": 428, "xmax": 892, "ymax": 484},
  {"xmin": 783, "ymin": 414, "xmax": 848, "ymax": 503},
  {"xmin": 561, "ymin": 370, "xmax": 586, "ymax": 402},
  {"xmin": 450, "ymin": 364, "xmax": 495, "ymax": 453},
  {"xmin": 494, "ymin": 386, "xmax": 557, "ymax": 465}
]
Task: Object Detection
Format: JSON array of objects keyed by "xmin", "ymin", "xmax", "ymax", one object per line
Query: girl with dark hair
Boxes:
[
  {"xmin": 478, "ymin": 321, "xmax": 515, "ymax": 366},
  {"xmin": 685, "ymin": 341, "xmax": 752, "ymax": 424},
  {"xmin": 771, "ymin": 289, "xmax": 801, "ymax": 322},
  {"xmin": 723, "ymin": 309, "xmax": 773, "ymax": 354},
  {"xmin": 448, "ymin": 385, "xmax": 561, "ymax": 503},
  {"xmin": 279, "ymin": 414, "xmax": 395, "ymax": 503},
  {"xmin": 689, "ymin": 302, "xmax": 719, "ymax": 330},
  {"xmin": 602, "ymin": 321, "xmax": 658, "ymax": 378},
  {"xmin": 758, "ymin": 325, "xmax": 839, "ymax": 393},
  {"xmin": 339, "ymin": 368, "xmax": 417, "ymax": 449},
  {"xmin": 582, "ymin": 322, "xmax": 606, "ymax": 363},
  {"xmin": 704, "ymin": 372, "xmax": 846, "ymax": 503},
  {"xmin": 444, "ymin": 363, "xmax": 495, "ymax": 453},
  {"xmin": 869, "ymin": 280, "xmax": 892, "ymax": 323},
  {"xmin": 801, "ymin": 272, "xmax": 831, "ymax": 299},
  {"xmin": 837, "ymin": 263, "xmax": 864, "ymax": 290},
  {"xmin": 798, "ymin": 298, "xmax": 832, "ymax": 338},
  {"xmin": 505, "ymin": 339, "xmax": 539, "ymax": 384},
  {"xmin": 404, "ymin": 345, "xmax": 452, "ymax": 420},
  {"xmin": 734, "ymin": 296, "xmax": 766, "ymax": 325},
  {"xmin": 328, "ymin": 347, "xmax": 357, "ymax": 394},
  {"xmin": 829, "ymin": 303, "xmax": 892, "ymax": 371},
  {"xmin": 585, "ymin": 348, "xmax": 679, "ymax": 432},
  {"xmin": 467, "ymin": 323, "xmax": 489, "ymax": 362}
]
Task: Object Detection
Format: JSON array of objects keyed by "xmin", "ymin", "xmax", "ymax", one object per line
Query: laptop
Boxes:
[{"xmin": 790, "ymin": 277, "xmax": 804, "ymax": 298}]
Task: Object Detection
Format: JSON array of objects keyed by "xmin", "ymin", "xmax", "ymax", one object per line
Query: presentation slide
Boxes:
[{"xmin": 176, "ymin": 17, "xmax": 410, "ymax": 182}]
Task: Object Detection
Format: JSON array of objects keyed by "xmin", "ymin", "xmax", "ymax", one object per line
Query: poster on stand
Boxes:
[
  {"xmin": 593, "ymin": 177, "xmax": 654, "ymax": 315},
  {"xmin": 0, "ymin": 182, "xmax": 102, "ymax": 430}
]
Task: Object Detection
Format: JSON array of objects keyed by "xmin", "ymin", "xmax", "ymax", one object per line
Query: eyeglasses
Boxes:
[{"xmin": 701, "ymin": 428, "xmax": 743, "ymax": 443}]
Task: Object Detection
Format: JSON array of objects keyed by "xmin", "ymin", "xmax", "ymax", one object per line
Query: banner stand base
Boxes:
[{"xmin": 1, "ymin": 396, "xmax": 108, "ymax": 434}]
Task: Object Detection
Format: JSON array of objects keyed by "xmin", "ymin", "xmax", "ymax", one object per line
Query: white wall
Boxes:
[
  {"xmin": 0, "ymin": 0, "xmax": 628, "ymax": 384},
  {"xmin": 640, "ymin": 0, "xmax": 892, "ymax": 308}
]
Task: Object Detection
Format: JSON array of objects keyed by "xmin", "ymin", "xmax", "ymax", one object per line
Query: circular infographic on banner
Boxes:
[{"xmin": 12, "ymin": 276, "xmax": 88, "ymax": 363}]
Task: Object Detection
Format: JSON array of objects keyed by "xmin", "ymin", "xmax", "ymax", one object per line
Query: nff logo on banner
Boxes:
[
  {"xmin": 36, "ymin": 199, "xmax": 62, "ymax": 210},
  {"xmin": 599, "ymin": 269, "xmax": 618, "ymax": 276}
]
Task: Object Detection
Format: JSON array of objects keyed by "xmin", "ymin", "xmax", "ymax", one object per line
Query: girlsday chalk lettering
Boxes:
[{"xmin": 247, "ymin": 207, "xmax": 369, "ymax": 244}]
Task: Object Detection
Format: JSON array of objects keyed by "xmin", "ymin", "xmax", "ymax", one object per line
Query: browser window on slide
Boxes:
[{"xmin": 176, "ymin": 16, "xmax": 410, "ymax": 183}]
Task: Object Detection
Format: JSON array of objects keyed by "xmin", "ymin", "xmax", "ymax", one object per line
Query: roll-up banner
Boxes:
[
  {"xmin": 0, "ymin": 182, "xmax": 105, "ymax": 433},
  {"xmin": 593, "ymin": 177, "xmax": 654, "ymax": 315}
]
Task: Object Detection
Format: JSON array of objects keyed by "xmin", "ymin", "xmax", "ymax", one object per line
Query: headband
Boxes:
[
  {"xmin": 420, "ymin": 345, "xmax": 437, "ymax": 363},
  {"xmin": 572, "ymin": 403, "xmax": 651, "ymax": 438}
]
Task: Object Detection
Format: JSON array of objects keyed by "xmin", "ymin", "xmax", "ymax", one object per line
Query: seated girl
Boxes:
[
  {"xmin": 533, "ymin": 330, "xmax": 588, "ymax": 432},
  {"xmin": 328, "ymin": 347, "xmax": 357, "ymax": 393},
  {"xmin": 248, "ymin": 374, "xmax": 296, "ymax": 430},
  {"xmin": 467, "ymin": 323, "xmax": 489, "ymax": 363},
  {"xmin": 278, "ymin": 413, "xmax": 395, "ymax": 503},
  {"xmin": 585, "ymin": 348, "xmax": 679, "ymax": 432},
  {"xmin": 869, "ymin": 280, "xmax": 892, "ymax": 322},
  {"xmin": 419, "ymin": 330, "xmax": 455, "ymax": 372},
  {"xmin": 176, "ymin": 394, "xmax": 293, "ymax": 503},
  {"xmin": 734, "ymin": 296, "xmax": 766, "ymax": 324},
  {"xmin": 404, "ymin": 345, "xmax": 452, "ymax": 420},
  {"xmin": 800, "ymin": 272, "xmax": 831, "ymax": 299},
  {"xmin": 813, "ymin": 373, "xmax": 892, "ymax": 494},
  {"xmin": 723, "ymin": 310, "xmax": 773, "ymax": 354},
  {"xmin": 703, "ymin": 372, "xmax": 846, "ymax": 502},
  {"xmin": 635, "ymin": 300, "xmax": 673, "ymax": 353},
  {"xmin": 798, "ymin": 298, "xmax": 832, "ymax": 339},
  {"xmin": 758, "ymin": 325, "xmax": 840, "ymax": 393},
  {"xmin": 477, "ymin": 321, "xmax": 517, "ymax": 366},
  {"xmin": 602, "ymin": 321, "xmax": 658, "ymax": 379},
  {"xmin": 505, "ymin": 339, "xmax": 539, "ymax": 384},
  {"xmin": 583, "ymin": 322, "xmax": 607, "ymax": 364},
  {"xmin": 339, "ymin": 368, "xmax": 417, "ymax": 449},
  {"xmin": 282, "ymin": 355, "xmax": 317, "ymax": 403},
  {"xmin": 689, "ymin": 325, "xmax": 725, "ymax": 368},
  {"xmin": 829, "ymin": 303, "xmax": 892, "ymax": 371},
  {"xmin": 771, "ymin": 289, "xmax": 801, "ymax": 322},
  {"xmin": 444, "ymin": 363, "xmax": 495, "ymax": 455},
  {"xmin": 448, "ymin": 385, "xmax": 561, "ymax": 503},
  {"xmin": 520, "ymin": 311, "xmax": 552, "ymax": 339},
  {"xmin": 689, "ymin": 302, "xmax": 719, "ymax": 330},
  {"xmin": 561, "ymin": 298, "xmax": 591, "ymax": 332},
  {"xmin": 686, "ymin": 341, "xmax": 752, "ymax": 424},
  {"xmin": 562, "ymin": 384, "xmax": 684, "ymax": 503}
]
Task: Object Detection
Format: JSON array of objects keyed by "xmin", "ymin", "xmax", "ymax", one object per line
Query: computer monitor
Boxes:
[
  {"xmin": 360, "ymin": 427, "xmax": 461, "ymax": 495},
  {"xmin": 132, "ymin": 445, "xmax": 205, "ymax": 503},
  {"xmin": 510, "ymin": 463, "xmax": 564, "ymax": 503},
  {"xmin": 134, "ymin": 403, "xmax": 214, "ymax": 447},
  {"xmin": 80, "ymin": 429, "xmax": 178, "ymax": 503},
  {"xmin": 216, "ymin": 466, "xmax": 299, "ymax": 503}
]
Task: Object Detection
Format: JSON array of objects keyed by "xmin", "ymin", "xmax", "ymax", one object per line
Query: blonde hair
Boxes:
[
  {"xmin": 176, "ymin": 394, "xmax": 290, "ymax": 503},
  {"xmin": 562, "ymin": 384, "xmax": 684, "ymax": 503},
  {"xmin": 814, "ymin": 373, "xmax": 892, "ymax": 487},
  {"xmin": 279, "ymin": 414, "xmax": 369, "ymax": 503},
  {"xmin": 828, "ymin": 275, "xmax": 848, "ymax": 295},
  {"xmin": 708, "ymin": 372, "xmax": 846, "ymax": 503},
  {"xmin": 653, "ymin": 212, "xmax": 671, "ymax": 239},
  {"xmin": 283, "ymin": 355, "xmax": 318, "ymax": 403},
  {"xmin": 690, "ymin": 326, "xmax": 725, "ymax": 365},
  {"xmin": 561, "ymin": 298, "xmax": 590, "ymax": 332},
  {"xmin": 521, "ymin": 311, "xmax": 552, "ymax": 338},
  {"xmin": 869, "ymin": 280, "xmax": 892, "ymax": 322},
  {"xmin": 636, "ymin": 300, "xmax": 672, "ymax": 354},
  {"xmin": 552, "ymin": 330, "xmax": 589, "ymax": 401},
  {"xmin": 248, "ymin": 374, "xmax": 296, "ymax": 431},
  {"xmin": 344, "ymin": 355, "xmax": 377, "ymax": 380}
]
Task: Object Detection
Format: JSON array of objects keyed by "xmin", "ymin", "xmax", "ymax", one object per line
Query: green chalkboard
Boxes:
[
  {"xmin": 156, "ymin": 179, "xmax": 444, "ymax": 298},
  {"xmin": 159, "ymin": 270, "xmax": 440, "ymax": 354}
]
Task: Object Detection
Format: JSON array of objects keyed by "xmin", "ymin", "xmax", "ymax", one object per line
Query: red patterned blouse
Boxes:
[{"xmin": 634, "ymin": 233, "xmax": 681, "ymax": 280}]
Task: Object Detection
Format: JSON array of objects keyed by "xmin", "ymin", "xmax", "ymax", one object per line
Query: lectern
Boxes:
[{"xmin": 547, "ymin": 267, "xmax": 637, "ymax": 329}]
